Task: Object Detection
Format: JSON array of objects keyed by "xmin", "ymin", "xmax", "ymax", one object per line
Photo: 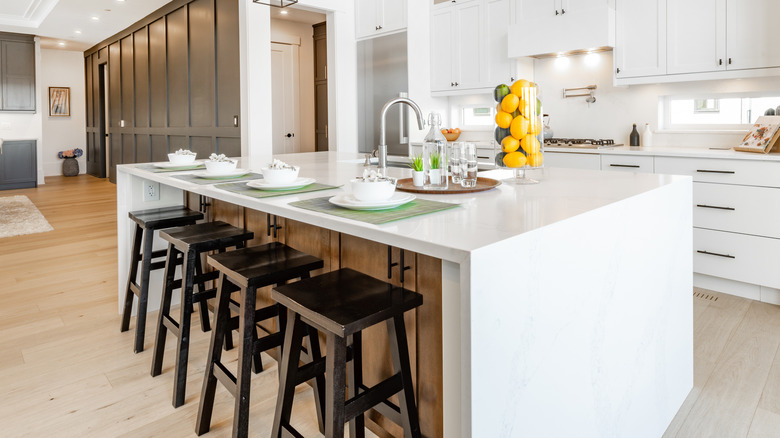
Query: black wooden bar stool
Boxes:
[
  {"xmin": 150, "ymin": 221, "xmax": 254, "ymax": 408},
  {"xmin": 271, "ymin": 268, "xmax": 423, "ymax": 438},
  {"xmin": 121, "ymin": 206, "xmax": 203, "ymax": 353},
  {"xmin": 196, "ymin": 242, "xmax": 325, "ymax": 437}
]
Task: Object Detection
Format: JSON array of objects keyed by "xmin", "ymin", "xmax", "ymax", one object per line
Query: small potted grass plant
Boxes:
[
  {"xmin": 428, "ymin": 151, "xmax": 443, "ymax": 185},
  {"xmin": 409, "ymin": 153, "xmax": 424, "ymax": 186}
]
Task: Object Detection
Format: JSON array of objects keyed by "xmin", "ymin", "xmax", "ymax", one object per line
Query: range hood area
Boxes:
[{"xmin": 508, "ymin": 3, "xmax": 615, "ymax": 58}]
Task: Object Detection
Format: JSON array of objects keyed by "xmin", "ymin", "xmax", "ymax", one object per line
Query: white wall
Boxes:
[
  {"xmin": 40, "ymin": 48, "xmax": 86, "ymax": 176},
  {"xmin": 0, "ymin": 38, "xmax": 43, "ymax": 184},
  {"xmin": 535, "ymin": 51, "xmax": 780, "ymax": 147},
  {"xmin": 270, "ymin": 19, "xmax": 318, "ymax": 153}
]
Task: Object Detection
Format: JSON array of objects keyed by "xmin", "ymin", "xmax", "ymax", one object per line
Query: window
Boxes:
[
  {"xmin": 461, "ymin": 105, "xmax": 495, "ymax": 129},
  {"xmin": 662, "ymin": 93, "xmax": 780, "ymax": 131}
]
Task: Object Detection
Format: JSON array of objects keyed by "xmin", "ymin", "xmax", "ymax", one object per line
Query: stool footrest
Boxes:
[
  {"xmin": 149, "ymin": 260, "xmax": 167, "ymax": 271},
  {"xmin": 162, "ymin": 315, "xmax": 180, "ymax": 337},
  {"xmin": 213, "ymin": 361, "xmax": 237, "ymax": 397},
  {"xmin": 294, "ymin": 357, "xmax": 326, "ymax": 384},
  {"xmin": 253, "ymin": 331, "xmax": 284, "ymax": 354},
  {"xmin": 129, "ymin": 282, "xmax": 140, "ymax": 297},
  {"xmin": 345, "ymin": 373, "xmax": 403, "ymax": 422},
  {"xmin": 192, "ymin": 288, "xmax": 217, "ymax": 303},
  {"xmin": 359, "ymin": 383, "xmax": 402, "ymax": 425}
]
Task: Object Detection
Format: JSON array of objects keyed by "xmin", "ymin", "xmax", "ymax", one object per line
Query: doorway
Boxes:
[
  {"xmin": 87, "ymin": 63, "xmax": 108, "ymax": 179},
  {"xmin": 271, "ymin": 42, "xmax": 301, "ymax": 155}
]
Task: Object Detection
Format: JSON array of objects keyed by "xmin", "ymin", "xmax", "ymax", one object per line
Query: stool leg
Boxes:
[
  {"xmin": 348, "ymin": 332, "xmax": 365, "ymax": 438},
  {"xmin": 388, "ymin": 316, "xmax": 421, "ymax": 438},
  {"xmin": 307, "ymin": 324, "xmax": 326, "ymax": 434},
  {"xmin": 194, "ymin": 255, "xmax": 211, "ymax": 333},
  {"xmin": 325, "ymin": 332, "xmax": 347, "ymax": 438},
  {"xmin": 233, "ymin": 284, "xmax": 258, "ymax": 437},
  {"xmin": 120, "ymin": 223, "xmax": 143, "ymax": 333},
  {"xmin": 172, "ymin": 248, "xmax": 197, "ymax": 408},
  {"xmin": 151, "ymin": 244, "xmax": 178, "ymax": 377},
  {"xmin": 271, "ymin": 311, "xmax": 306, "ymax": 438},
  {"xmin": 196, "ymin": 272, "xmax": 231, "ymax": 436},
  {"xmin": 134, "ymin": 227, "xmax": 155, "ymax": 353},
  {"xmin": 252, "ymin": 325, "xmax": 264, "ymax": 374}
]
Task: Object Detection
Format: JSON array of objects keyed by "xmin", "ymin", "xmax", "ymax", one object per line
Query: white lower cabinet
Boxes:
[
  {"xmin": 694, "ymin": 182, "xmax": 780, "ymax": 239},
  {"xmin": 544, "ymin": 151, "xmax": 600, "ymax": 170},
  {"xmin": 600, "ymin": 154, "xmax": 654, "ymax": 173},
  {"xmin": 694, "ymin": 227, "xmax": 780, "ymax": 290}
]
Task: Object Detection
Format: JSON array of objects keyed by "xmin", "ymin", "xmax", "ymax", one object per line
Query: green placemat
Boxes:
[
  {"xmin": 136, "ymin": 163, "xmax": 206, "ymax": 173},
  {"xmin": 289, "ymin": 196, "xmax": 459, "ymax": 225},
  {"xmin": 171, "ymin": 172, "xmax": 264, "ymax": 185},
  {"xmin": 215, "ymin": 181, "xmax": 341, "ymax": 198}
]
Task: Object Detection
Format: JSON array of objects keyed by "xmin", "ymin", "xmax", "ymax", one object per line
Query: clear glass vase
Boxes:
[
  {"xmin": 493, "ymin": 80, "xmax": 544, "ymax": 185},
  {"xmin": 423, "ymin": 112, "xmax": 448, "ymax": 190}
]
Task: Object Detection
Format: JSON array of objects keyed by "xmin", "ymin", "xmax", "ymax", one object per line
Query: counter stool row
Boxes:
[{"xmin": 120, "ymin": 206, "xmax": 422, "ymax": 437}]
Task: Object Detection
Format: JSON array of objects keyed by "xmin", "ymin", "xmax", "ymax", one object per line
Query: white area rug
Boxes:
[{"xmin": 0, "ymin": 195, "xmax": 54, "ymax": 239}]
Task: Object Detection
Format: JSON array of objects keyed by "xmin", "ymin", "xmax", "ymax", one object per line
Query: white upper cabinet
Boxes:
[
  {"xmin": 726, "ymin": 0, "xmax": 780, "ymax": 70},
  {"xmin": 614, "ymin": 0, "xmax": 666, "ymax": 78},
  {"xmin": 509, "ymin": 0, "xmax": 615, "ymax": 57},
  {"xmin": 485, "ymin": 0, "xmax": 517, "ymax": 86},
  {"xmin": 667, "ymin": 0, "xmax": 725, "ymax": 74},
  {"xmin": 454, "ymin": 0, "xmax": 485, "ymax": 89},
  {"xmin": 355, "ymin": 0, "xmax": 406, "ymax": 40},
  {"xmin": 430, "ymin": 6, "xmax": 455, "ymax": 92}
]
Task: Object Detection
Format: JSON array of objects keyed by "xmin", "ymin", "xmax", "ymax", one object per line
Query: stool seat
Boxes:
[
  {"xmin": 209, "ymin": 241, "xmax": 324, "ymax": 288},
  {"xmin": 160, "ymin": 221, "xmax": 254, "ymax": 253},
  {"xmin": 272, "ymin": 268, "xmax": 423, "ymax": 337},
  {"xmin": 129, "ymin": 206, "xmax": 204, "ymax": 229}
]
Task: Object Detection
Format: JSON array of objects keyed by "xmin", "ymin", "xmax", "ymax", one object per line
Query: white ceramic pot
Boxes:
[
  {"xmin": 350, "ymin": 178, "xmax": 396, "ymax": 202},
  {"xmin": 428, "ymin": 169, "xmax": 442, "ymax": 185},
  {"xmin": 412, "ymin": 171, "xmax": 425, "ymax": 187},
  {"xmin": 205, "ymin": 160, "xmax": 237, "ymax": 174},
  {"xmin": 168, "ymin": 153, "xmax": 196, "ymax": 165},
  {"xmin": 261, "ymin": 166, "xmax": 300, "ymax": 184}
]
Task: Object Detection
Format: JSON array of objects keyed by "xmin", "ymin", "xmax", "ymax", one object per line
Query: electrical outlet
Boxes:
[{"xmin": 142, "ymin": 180, "xmax": 160, "ymax": 201}]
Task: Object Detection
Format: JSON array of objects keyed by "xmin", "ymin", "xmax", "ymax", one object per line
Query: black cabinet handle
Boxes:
[
  {"xmin": 728, "ymin": 58, "xmax": 732, "ymax": 65},
  {"xmin": 616, "ymin": 67, "xmax": 621, "ymax": 74},
  {"xmin": 455, "ymin": 82, "xmax": 459, "ymax": 86},
  {"xmin": 719, "ymin": 59, "xmax": 723, "ymax": 66},
  {"xmin": 696, "ymin": 169, "xmax": 735, "ymax": 174},
  {"xmin": 286, "ymin": 133, "xmax": 294, "ymax": 138},
  {"xmin": 555, "ymin": 9, "xmax": 559, "ymax": 15},
  {"xmin": 609, "ymin": 164, "xmax": 640, "ymax": 168},
  {"xmin": 266, "ymin": 213, "xmax": 282, "ymax": 238},
  {"xmin": 387, "ymin": 246, "xmax": 411, "ymax": 283},
  {"xmin": 697, "ymin": 250, "xmax": 735, "ymax": 259},
  {"xmin": 696, "ymin": 204, "xmax": 735, "ymax": 211},
  {"xmin": 561, "ymin": 8, "xmax": 565, "ymax": 14}
]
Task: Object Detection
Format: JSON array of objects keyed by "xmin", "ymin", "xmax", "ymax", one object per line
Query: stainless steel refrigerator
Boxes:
[{"xmin": 357, "ymin": 31, "xmax": 409, "ymax": 156}]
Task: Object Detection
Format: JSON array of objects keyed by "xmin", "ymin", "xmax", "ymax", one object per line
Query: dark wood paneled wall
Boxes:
[{"xmin": 84, "ymin": 0, "xmax": 241, "ymax": 182}]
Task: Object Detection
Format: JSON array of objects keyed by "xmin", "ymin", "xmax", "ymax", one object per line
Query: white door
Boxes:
[
  {"xmin": 726, "ymin": 0, "xmax": 780, "ymax": 70},
  {"xmin": 667, "ymin": 0, "xmax": 725, "ymax": 74},
  {"xmin": 614, "ymin": 0, "xmax": 666, "ymax": 78},
  {"xmin": 271, "ymin": 42, "xmax": 300, "ymax": 155}
]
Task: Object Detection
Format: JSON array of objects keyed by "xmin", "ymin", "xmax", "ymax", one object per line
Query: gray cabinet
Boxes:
[
  {"xmin": 0, "ymin": 140, "xmax": 37, "ymax": 190},
  {"xmin": 0, "ymin": 34, "xmax": 35, "ymax": 112}
]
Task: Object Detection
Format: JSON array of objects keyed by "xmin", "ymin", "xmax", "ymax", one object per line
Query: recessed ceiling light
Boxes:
[
  {"xmin": 74, "ymin": 30, "xmax": 82, "ymax": 34},
  {"xmin": 280, "ymin": 10, "xmax": 288, "ymax": 15},
  {"xmin": 91, "ymin": 16, "xmax": 99, "ymax": 21},
  {"xmin": 58, "ymin": 42, "xmax": 66, "ymax": 47}
]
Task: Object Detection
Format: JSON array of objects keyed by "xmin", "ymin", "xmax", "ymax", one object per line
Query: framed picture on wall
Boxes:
[{"xmin": 49, "ymin": 87, "xmax": 70, "ymax": 117}]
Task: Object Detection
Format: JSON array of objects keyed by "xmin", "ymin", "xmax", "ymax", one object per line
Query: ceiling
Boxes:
[{"xmin": 0, "ymin": 0, "xmax": 326, "ymax": 52}]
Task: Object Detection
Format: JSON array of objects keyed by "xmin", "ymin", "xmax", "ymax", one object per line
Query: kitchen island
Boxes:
[{"xmin": 117, "ymin": 152, "xmax": 693, "ymax": 438}]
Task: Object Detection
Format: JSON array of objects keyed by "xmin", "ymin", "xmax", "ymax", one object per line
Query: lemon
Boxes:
[
  {"xmin": 510, "ymin": 115, "xmax": 530, "ymax": 139},
  {"xmin": 527, "ymin": 117, "xmax": 542, "ymax": 136},
  {"xmin": 520, "ymin": 135, "xmax": 541, "ymax": 154},
  {"xmin": 496, "ymin": 103, "xmax": 502, "ymax": 114},
  {"xmin": 501, "ymin": 94, "xmax": 519, "ymax": 113},
  {"xmin": 501, "ymin": 136, "xmax": 520, "ymax": 153},
  {"xmin": 503, "ymin": 151, "xmax": 528, "ymax": 168},
  {"xmin": 510, "ymin": 79, "xmax": 532, "ymax": 96},
  {"xmin": 495, "ymin": 111, "xmax": 513, "ymax": 129},
  {"xmin": 527, "ymin": 152, "xmax": 544, "ymax": 167}
]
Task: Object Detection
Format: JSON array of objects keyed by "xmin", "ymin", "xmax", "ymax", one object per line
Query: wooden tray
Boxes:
[{"xmin": 396, "ymin": 177, "xmax": 501, "ymax": 194}]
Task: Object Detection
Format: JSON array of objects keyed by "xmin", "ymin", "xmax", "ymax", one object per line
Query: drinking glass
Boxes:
[
  {"xmin": 450, "ymin": 142, "xmax": 464, "ymax": 184},
  {"xmin": 460, "ymin": 142, "xmax": 478, "ymax": 188}
]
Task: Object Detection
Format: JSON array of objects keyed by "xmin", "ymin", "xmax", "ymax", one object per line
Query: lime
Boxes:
[
  {"xmin": 494, "ymin": 126, "xmax": 511, "ymax": 144},
  {"xmin": 493, "ymin": 84, "xmax": 510, "ymax": 103}
]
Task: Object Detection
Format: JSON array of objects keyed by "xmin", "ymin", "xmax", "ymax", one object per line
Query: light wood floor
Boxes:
[{"xmin": 2, "ymin": 176, "xmax": 780, "ymax": 437}]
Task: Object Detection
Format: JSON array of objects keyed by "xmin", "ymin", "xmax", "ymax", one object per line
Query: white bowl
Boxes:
[
  {"xmin": 205, "ymin": 160, "xmax": 237, "ymax": 174},
  {"xmin": 168, "ymin": 153, "xmax": 196, "ymax": 165},
  {"xmin": 261, "ymin": 166, "xmax": 300, "ymax": 184},
  {"xmin": 350, "ymin": 178, "xmax": 396, "ymax": 202}
]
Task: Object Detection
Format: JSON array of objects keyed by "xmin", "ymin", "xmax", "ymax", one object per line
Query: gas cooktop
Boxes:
[{"xmin": 544, "ymin": 138, "xmax": 623, "ymax": 149}]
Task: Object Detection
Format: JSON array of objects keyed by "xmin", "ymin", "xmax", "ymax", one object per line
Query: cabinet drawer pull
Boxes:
[
  {"xmin": 609, "ymin": 164, "xmax": 640, "ymax": 168},
  {"xmin": 477, "ymin": 155, "xmax": 490, "ymax": 159},
  {"xmin": 697, "ymin": 250, "xmax": 735, "ymax": 259},
  {"xmin": 696, "ymin": 204, "xmax": 735, "ymax": 211},
  {"xmin": 387, "ymin": 245, "xmax": 411, "ymax": 283},
  {"xmin": 696, "ymin": 169, "xmax": 735, "ymax": 174},
  {"xmin": 266, "ymin": 213, "xmax": 282, "ymax": 238}
]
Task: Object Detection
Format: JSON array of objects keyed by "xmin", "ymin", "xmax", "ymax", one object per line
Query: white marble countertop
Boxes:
[
  {"xmin": 118, "ymin": 151, "xmax": 689, "ymax": 261},
  {"xmin": 545, "ymin": 144, "xmax": 780, "ymax": 161}
]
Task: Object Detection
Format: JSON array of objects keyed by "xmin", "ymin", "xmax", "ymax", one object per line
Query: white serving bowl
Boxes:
[
  {"xmin": 168, "ymin": 153, "xmax": 196, "ymax": 165},
  {"xmin": 261, "ymin": 166, "xmax": 300, "ymax": 184},
  {"xmin": 350, "ymin": 178, "xmax": 396, "ymax": 202},
  {"xmin": 205, "ymin": 159, "xmax": 237, "ymax": 174}
]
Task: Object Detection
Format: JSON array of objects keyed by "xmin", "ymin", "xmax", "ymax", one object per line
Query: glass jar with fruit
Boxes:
[{"xmin": 493, "ymin": 79, "xmax": 544, "ymax": 184}]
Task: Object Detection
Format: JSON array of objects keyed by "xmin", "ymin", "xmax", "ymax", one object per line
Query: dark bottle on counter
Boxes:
[{"xmin": 629, "ymin": 123, "xmax": 640, "ymax": 146}]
